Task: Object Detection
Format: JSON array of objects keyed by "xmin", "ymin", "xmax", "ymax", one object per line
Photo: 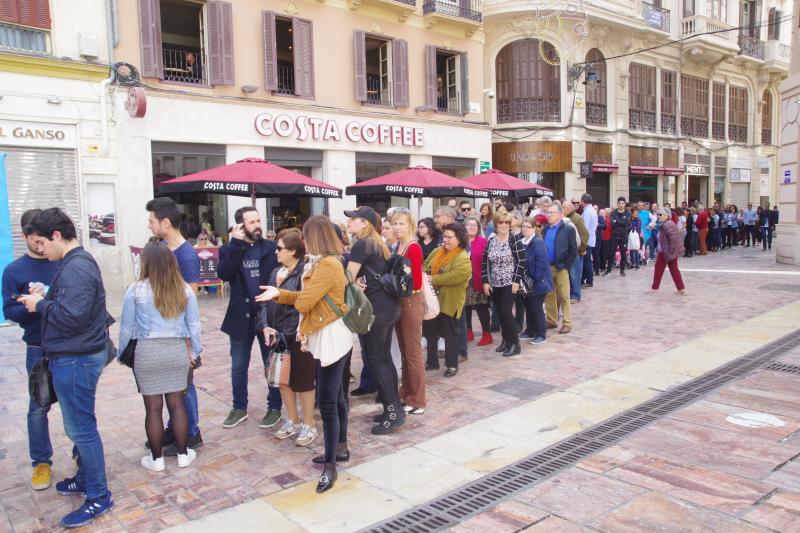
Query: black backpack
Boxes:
[{"xmin": 366, "ymin": 254, "xmax": 414, "ymax": 299}]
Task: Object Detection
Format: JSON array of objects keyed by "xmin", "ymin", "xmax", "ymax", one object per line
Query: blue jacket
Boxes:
[
  {"xmin": 35, "ymin": 247, "xmax": 108, "ymax": 358},
  {"xmin": 525, "ymin": 236, "xmax": 553, "ymax": 296},
  {"xmin": 219, "ymin": 237, "xmax": 278, "ymax": 339},
  {"xmin": 2, "ymin": 254, "xmax": 59, "ymax": 345},
  {"xmin": 541, "ymin": 223, "xmax": 578, "ymax": 271},
  {"xmin": 119, "ymin": 280, "xmax": 202, "ymax": 359}
]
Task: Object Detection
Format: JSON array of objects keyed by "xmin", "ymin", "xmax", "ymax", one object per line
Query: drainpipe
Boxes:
[{"xmin": 100, "ymin": 0, "xmax": 117, "ymax": 156}]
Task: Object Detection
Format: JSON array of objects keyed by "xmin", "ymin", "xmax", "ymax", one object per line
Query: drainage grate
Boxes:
[
  {"xmin": 764, "ymin": 362, "xmax": 800, "ymax": 375},
  {"xmin": 364, "ymin": 329, "xmax": 800, "ymax": 533}
]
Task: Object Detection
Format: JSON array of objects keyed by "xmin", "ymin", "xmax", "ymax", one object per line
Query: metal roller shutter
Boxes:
[
  {"xmin": 729, "ymin": 182, "xmax": 750, "ymax": 208},
  {"xmin": 2, "ymin": 146, "xmax": 80, "ymax": 257}
]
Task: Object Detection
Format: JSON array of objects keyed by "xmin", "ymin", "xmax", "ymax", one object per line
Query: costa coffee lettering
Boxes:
[
  {"xmin": 203, "ymin": 182, "xmax": 249, "ymax": 192},
  {"xmin": 254, "ymin": 113, "xmax": 424, "ymax": 147},
  {"xmin": 385, "ymin": 185, "xmax": 425, "ymax": 195},
  {"xmin": 304, "ymin": 185, "xmax": 340, "ymax": 196}
]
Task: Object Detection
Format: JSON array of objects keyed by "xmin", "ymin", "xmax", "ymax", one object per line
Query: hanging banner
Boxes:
[{"xmin": 0, "ymin": 153, "xmax": 14, "ymax": 322}]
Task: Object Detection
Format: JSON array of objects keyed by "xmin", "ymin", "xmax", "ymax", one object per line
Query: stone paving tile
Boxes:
[
  {"xmin": 0, "ymin": 246, "xmax": 796, "ymax": 531},
  {"xmin": 448, "ymin": 500, "xmax": 550, "ymax": 533},
  {"xmin": 667, "ymin": 399, "xmax": 800, "ymax": 442},
  {"xmin": 741, "ymin": 491, "xmax": 800, "ymax": 531}
]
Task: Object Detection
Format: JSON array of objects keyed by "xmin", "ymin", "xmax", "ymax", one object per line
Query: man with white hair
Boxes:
[
  {"xmin": 579, "ymin": 194, "xmax": 597, "ymax": 288},
  {"xmin": 695, "ymin": 204, "xmax": 709, "ymax": 255}
]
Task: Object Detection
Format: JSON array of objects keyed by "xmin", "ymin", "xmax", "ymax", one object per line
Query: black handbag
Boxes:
[
  {"xmin": 29, "ymin": 356, "xmax": 56, "ymax": 408},
  {"xmin": 119, "ymin": 339, "xmax": 136, "ymax": 368}
]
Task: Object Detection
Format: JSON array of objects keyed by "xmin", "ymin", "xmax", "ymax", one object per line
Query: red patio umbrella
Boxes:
[
  {"xmin": 159, "ymin": 158, "xmax": 342, "ymax": 205},
  {"xmin": 345, "ymin": 166, "xmax": 489, "ymax": 199},
  {"xmin": 464, "ymin": 169, "xmax": 554, "ymax": 199}
]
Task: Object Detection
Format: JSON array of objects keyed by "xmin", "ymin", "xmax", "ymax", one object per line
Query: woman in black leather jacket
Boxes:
[{"xmin": 258, "ymin": 229, "xmax": 317, "ymax": 446}]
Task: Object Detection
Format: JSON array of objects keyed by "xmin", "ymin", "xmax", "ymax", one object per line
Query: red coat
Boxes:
[
  {"xmin": 469, "ymin": 235, "xmax": 487, "ymax": 291},
  {"xmin": 695, "ymin": 210, "xmax": 710, "ymax": 231},
  {"xmin": 601, "ymin": 215, "xmax": 612, "ymax": 241}
]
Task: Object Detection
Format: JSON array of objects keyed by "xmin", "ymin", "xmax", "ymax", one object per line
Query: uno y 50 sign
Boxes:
[{"xmin": 254, "ymin": 113, "xmax": 425, "ymax": 147}]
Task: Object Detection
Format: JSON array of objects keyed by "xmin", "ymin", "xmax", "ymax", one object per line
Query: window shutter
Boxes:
[
  {"xmin": 292, "ymin": 18, "xmax": 314, "ymax": 98},
  {"xmin": 425, "ymin": 44, "xmax": 437, "ymax": 107},
  {"xmin": 262, "ymin": 11, "xmax": 278, "ymax": 91},
  {"xmin": 208, "ymin": 1, "xmax": 235, "ymax": 85},
  {"xmin": 392, "ymin": 39, "xmax": 408, "ymax": 107},
  {"xmin": 24, "ymin": 0, "xmax": 50, "ymax": 29},
  {"xmin": 353, "ymin": 30, "xmax": 367, "ymax": 102},
  {"xmin": 459, "ymin": 52, "xmax": 469, "ymax": 115},
  {"xmin": 0, "ymin": 0, "xmax": 20, "ymax": 24},
  {"xmin": 138, "ymin": 0, "xmax": 163, "ymax": 79}
]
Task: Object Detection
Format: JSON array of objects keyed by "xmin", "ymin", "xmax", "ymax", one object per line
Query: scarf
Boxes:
[{"xmin": 430, "ymin": 246, "xmax": 460, "ymax": 276}]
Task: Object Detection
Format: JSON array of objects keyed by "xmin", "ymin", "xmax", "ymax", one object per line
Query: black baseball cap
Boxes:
[{"xmin": 344, "ymin": 206, "xmax": 381, "ymax": 229}]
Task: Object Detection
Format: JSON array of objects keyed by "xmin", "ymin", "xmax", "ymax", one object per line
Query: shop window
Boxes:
[
  {"xmin": 762, "ymin": 90, "xmax": 772, "ymax": 145},
  {"xmin": 585, "ymin": 48, "xmax": 606, "ymax": 127},
  {"xmin": 355, "ymin": 156, "xmax": 409, "ymax": 214},
  {"xmin": 495, "ymin": 39, "xmax": 560, "ymax": 124},
  {"xmin": 0, "ymin": 0, "xmax": 50, "ymax": 54},
  {"xmin": 425, "ymin": 45, "xmax": 468, "ymax": 115},
  {"xmin": 629, "ymin": 63, "xmax": 656, "ymax": 132},
  {"xmin": 263, "ymin": 12, "xmax": 314, "ymax": 98},
  {"xmin": 138, "ymin": 0, "xmax": 234, "ymax": 85},
  {"xmin": 728, "ymin": 85, "xmax": 748, "ymax": 143},
  {"xmin": 354, "ymin": 31, "xmax": 408, "ymax": 107},
  {"xmin": 680, "ymin": 74, "xmax": 709, "ymax": 138},
  {"xmin": 661, "ymin": 70, "xmax": 676, "ymax": 134}
]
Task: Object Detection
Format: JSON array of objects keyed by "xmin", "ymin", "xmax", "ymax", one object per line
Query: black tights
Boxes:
[
  {"xmin": 144, "ymin": 392, "xmax": 188, "ymax": 459},
  {"xmin": 465, "ymin": 304, "xmax": 490, "ymax": 333}
]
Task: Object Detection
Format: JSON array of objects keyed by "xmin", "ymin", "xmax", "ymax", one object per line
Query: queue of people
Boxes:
[{"xmin": 2, "ymin": 191, "xmax": 774, "ymax": 527}]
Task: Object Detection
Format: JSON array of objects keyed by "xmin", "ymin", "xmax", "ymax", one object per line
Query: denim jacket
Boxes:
[{"xmin": 119, "ymin": 280, "xmax": 202, "ymax": 358}]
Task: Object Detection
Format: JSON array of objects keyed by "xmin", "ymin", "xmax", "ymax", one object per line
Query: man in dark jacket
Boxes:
[
  {"xmin": 219, "ymin": 206, "xmax": 281, "ymax": 430},
  {"xmin": 605, "ymin": 196, "xmax": 632, "ymax": 277},
  {"xmin": 2, "ymin": 209, "xmax": 60, "ymax": 491},
  {"xmin": 542, "ymin": 205, "xmax": 577, "ymax": 334},
  {"xmin": 17, "ymin": 208, "xmax": 113, "ymax": 528}
]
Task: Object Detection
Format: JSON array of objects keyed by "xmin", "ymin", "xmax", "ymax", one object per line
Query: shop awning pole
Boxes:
[
  {"xmin": 414, "ymin": 195, "xmax": 422, "ymax": 222},
  {"xmin": 251, "ymin": 188, "xmax": 256, "ymax": 207}
]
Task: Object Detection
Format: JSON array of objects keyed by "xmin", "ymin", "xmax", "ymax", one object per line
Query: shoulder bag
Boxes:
[{"xmin": 265, "ymin": 333, "xmax": 291, "ymax": 388}]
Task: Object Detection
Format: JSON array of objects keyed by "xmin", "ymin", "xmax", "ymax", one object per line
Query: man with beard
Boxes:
[
  {"xmin": 146, "ymin": 197, "xmax": 203, "ymax": 455},
  {"xmin": 218, "ymin": 206, "xmax": 281, "ymax": 429}
]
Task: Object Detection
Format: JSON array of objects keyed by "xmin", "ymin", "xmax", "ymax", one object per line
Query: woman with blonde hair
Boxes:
[
  {"xmin": 257, "ymin": 215, "xmax": 352, "ymax": 493},
  {"xmin": 390, "ymin": 208, "xmax": 426, "ymax": 415},
  {"xmin": 119, "ymin": 241, "xmax": 202, "ymax": 472},
  {"xmin": 344, "ymin": 206, "xmax": 404, "ymax": 434}
]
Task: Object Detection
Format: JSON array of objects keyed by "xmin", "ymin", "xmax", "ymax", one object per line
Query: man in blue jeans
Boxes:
[
  {"xmin": 218, "ymin": 206, "xmax": 282, "ymax": 429},
  {"xmin": 18, "ymin": 208, "xmax": 113, "ymax": 528},
  {"xmin": 2, "ymin": 209, "xmax": 60, "ymax": 491},
  {"xmin": 146, "ymin": 197, "xmax": 203, "ymax": 455}
]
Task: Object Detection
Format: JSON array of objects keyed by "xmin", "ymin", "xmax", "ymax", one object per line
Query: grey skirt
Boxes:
[{"xmin": 133, "ymin": 337, "xmax": 190, "ymax": 395}]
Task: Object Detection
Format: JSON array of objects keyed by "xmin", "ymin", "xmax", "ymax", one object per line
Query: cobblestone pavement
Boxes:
[{"xmin": 0, "ymin": 246, "xmax": 798, "ymax": 532}]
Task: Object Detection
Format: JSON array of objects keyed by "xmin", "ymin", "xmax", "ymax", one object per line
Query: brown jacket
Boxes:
[
  {"xmin": 568, "ymin": 211, "xmax": 589, "ymax": 256},
  {"xmin": 659, "ymin": 219, "xmax": 684, "ymax": 263},
  {"xmin": 275, "ymin": 255, "xmax": 348, "ymax": 336}
]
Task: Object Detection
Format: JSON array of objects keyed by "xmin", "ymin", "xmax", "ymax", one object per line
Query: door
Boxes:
[
  {"xmin": 729, "ymin": 182, "xmax": 750, "ymax": 207},
  {"xmin": 446, "ymin": 55, "xmax": 458, "ymax": 112},
  {"xmin": 586, "ymin": 173, "xmax": 611, "ymax": 210}
]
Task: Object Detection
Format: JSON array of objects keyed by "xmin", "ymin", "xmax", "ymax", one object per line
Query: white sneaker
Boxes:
[
  {"xmin": 141, "ymin": 455, "xmax": 165, "ymax": 472},
  {"xmin": 177, "ymin": 448, "xmax": 197, "ymax": 468},
  {"xmin": 295, "ymin": 424, "xmax": 318, "ymax": 447},
  {"xmin": 275, "ymin": 419, "xmax": 300, "ymax": 440}
]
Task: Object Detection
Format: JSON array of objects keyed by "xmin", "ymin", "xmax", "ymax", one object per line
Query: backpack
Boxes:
[
  {"xmin": 325, "ymin": 268, "xmax": 374, "ymax": 335},
  {"xmin": 366, "ymin": 254, "xmax": 414, "ymax": 299}
]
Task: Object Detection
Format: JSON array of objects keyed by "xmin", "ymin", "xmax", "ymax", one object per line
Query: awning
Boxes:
[
  {"xmin": 662, "ymin": 167, "xmax": 685, "ymax": 175},
  {"xmin": 629, "ymin": 165, "xmax": 662, "ymax": 176},
  {"xmin": 592, "ymin": 163, "xmax": 619, "ymax": 173}
]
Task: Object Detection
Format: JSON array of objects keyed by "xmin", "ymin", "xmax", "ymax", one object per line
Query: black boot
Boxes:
[
  {"xmin": 312, "ymin": 444, "xmax": 350, "ymax": 464},
  {"xmin": 495, "ymin": 340, "xmax": 509, "ymax": 353},
  {"xmin": 371, "ymin": 403, "xmax": 405, "ymax": 435},
  {"xmin": 316, "ymin": 463, "xmax": 337, "ymax": 493},
  {"xmin": 503, "ymin": 342, "xmax": 521, "ymax": 357}
]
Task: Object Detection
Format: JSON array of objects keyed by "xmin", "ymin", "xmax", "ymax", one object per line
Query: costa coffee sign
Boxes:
[{"xmin": 254, "ymin": 113, "xmax": 424, "ymax": 147}]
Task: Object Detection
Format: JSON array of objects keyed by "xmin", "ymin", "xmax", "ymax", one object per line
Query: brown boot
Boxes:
[{"xmin": 558, "ymin": 325, "xmax": 572, "ymax": 334}]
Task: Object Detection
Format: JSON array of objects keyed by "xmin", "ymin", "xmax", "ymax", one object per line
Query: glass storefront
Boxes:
[
  {"xmin": 264, "ymin": 147, "xmax": 326, "ymax": 231},
  {"xmin": 432, "ymin": 156, "xmax": 476, "ymax": 206},
  {"xmin": 629, "ymin": 175, "xmax": 657, "ymax": 204},
  {"xmin": 152, "ymin": 142, "xmax": 228, "ymax": 244},
  {"xmin": 586, "ymin": 172, "xmax": 611, "ymax": 210},
  {"xmin": 355, "ymin": 153, "xmax": 410, "ymax": 215}
]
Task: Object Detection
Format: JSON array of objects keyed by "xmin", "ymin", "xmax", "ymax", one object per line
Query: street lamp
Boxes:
[{"xmin": 567, "ymin": 63, "xmax": 600, "ymax": 91}]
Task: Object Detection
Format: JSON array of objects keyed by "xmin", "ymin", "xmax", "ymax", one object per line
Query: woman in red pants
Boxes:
[{"xmin": 650, "ymin": 208, "xmax": 687, "ymax": 295}]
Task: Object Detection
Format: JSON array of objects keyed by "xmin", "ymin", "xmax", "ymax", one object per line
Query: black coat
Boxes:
[
  {"xmin": 219, "ymin": 238, "xmax": 278, "ymax": 339},
  {"xmin": 257, "ymin": 259, "xmax": 305, "ymax": 337},
  {"xmin": 610, "ymin": 209, "xmax": 632, "ymax": 238}
]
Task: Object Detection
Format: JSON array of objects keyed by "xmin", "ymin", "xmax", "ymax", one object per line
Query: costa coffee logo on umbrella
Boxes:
[{"xmin": 203, "ymin": 181, "xmax": 250, "ymax": 193}]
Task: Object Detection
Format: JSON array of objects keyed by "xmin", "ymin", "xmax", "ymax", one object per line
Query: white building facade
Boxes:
[{"xmin": 482, "ymin": 0, "xmax": 792, "ymax": 210}]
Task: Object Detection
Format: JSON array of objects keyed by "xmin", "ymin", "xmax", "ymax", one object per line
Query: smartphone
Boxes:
[{"xmin": 11, "ymin": 293, "xmax": 22, "ymax": 299}]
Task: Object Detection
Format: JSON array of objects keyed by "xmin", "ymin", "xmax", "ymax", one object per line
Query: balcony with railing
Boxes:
[
  {"xmin": 661, "ymin": 113, "xmax": 676, "ymax": 135},
  {"xmin": 681, "ymin": 116, "xmax": 708, "ymax": 138},
  {"xmin": 423, "ymin": 0, "xmax": 481, "ymax": 34},
  {"xmin": 642, "ymin": 2, "xmax": 669, "ymax": 32},
  {"xmin": 762, "ymin": 128, "xmax": 772, "ymax": 145},
  {"xmin": 277, "ymin": 63, "xmax": 295, "ymax": 95},
  {"xmin": 712, "ymin": 121, "xmax": 725, "ymax": 140},
  {"xmin": 763, "ymin": 40, "xmax": 791, "ymax": 69},
  {"xmin": 0, "ymin": 22, "xmax": 48, "ymax": 54},
  {"xmin": 629, "ymin": 110, "xmax": 656, "ymax": 133},
  {"xmin": 497, "ymin": 98, "xmax": 560, "ymax": 124},
  {"xmin": 586, "ymin": 103, "xmax": 607, "ymax": 127},
  {"xmin": 729, "ymin": 125, "xmax": 747, "ymax": 143},
  {"xmin": 162, "ymin": 47, "xmax": 207, "ymax": 84},
  {"xmin": 367, "ymin": 77, "xmax": 392, "ymax": 107},
  {"xmin": 680, "ymin": 15, "xmax": 737, "ymax": 50},
  {"xmin": 350, "ymin": 0, "xmax": 416, "ymax": 21},
  {"xmin": 738, "ymin": 34, "xmax": 765, "ymax": 60}
]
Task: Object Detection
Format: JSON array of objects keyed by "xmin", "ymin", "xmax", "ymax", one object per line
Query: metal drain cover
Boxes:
[{"xmin": 487, "ymin": 378, "xmax": 554, "ymax": 400}]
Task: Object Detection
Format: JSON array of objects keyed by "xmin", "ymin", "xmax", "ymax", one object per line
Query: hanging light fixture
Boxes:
[{"xmin": 583, "ymin": 65, "xmax": 600, "ymax": 91}]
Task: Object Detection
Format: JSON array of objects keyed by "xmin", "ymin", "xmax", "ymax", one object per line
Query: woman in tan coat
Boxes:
[{"xmin": 256, "ymin": 215, "xmax": 352, "ymax": 494}]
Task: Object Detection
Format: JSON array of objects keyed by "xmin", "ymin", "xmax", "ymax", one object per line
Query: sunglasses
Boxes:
[
  {"xmin": 496, "ymin": 220, "xmax": 511, "ymax": 225},
  {"xmin": 461, "ymin": 207, "xmax": 471, "ymax": 212},
  {"xmin": 276, "ymin": 245, "xmax": 285, "ymax": 251}
]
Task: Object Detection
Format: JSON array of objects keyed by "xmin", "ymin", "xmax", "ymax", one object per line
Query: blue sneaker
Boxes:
[
  {"xmin": 60, "ymin": 491, "xmax": 114, "ymax": 528},
  {"xmin": 518, "ymin": 332, "xmax": 534, "ymax": 340},
  {"xmin": 529, "ymin": 337, "xmax": 546, "ymax": 345},
  {"xmin": 56, "ymin": 477, "xmax": 85, "ymax": 496}
]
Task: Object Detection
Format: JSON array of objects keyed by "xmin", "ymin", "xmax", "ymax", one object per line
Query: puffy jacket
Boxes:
[
  {"xmin": 424, "ymin": 247, "xmax": 471, "ymax": 319},
  {"xmin": 219, "ymin": 238, "xmax": 279, "ymax": 339},
  {"xmin": 258, "ymin": 260, "xmax": 305, "ymax": 337},
  {"xmin": 36, "ymin": 247, "xmax": 108, "ymax": 358},
  {"xmin": 659, "ymin": 219, "xmax": 685, "ymax": 262},
  {"xmin": 542, "ymin": 223, "xmax": 578, "ymax": 272},
  {"xmin": 525, "ymin": 236, "xmax": 553, "ymax": 296}
]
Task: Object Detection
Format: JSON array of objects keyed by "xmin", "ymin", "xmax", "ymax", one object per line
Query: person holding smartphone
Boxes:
[{"xmin": 1, "ymin": 209, "xmax": 60, "ymax": 492}]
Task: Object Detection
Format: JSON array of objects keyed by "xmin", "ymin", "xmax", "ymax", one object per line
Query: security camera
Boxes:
[{"xmin": 483, "ymin": 88, "xmax": 495, "ymax": 99}]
